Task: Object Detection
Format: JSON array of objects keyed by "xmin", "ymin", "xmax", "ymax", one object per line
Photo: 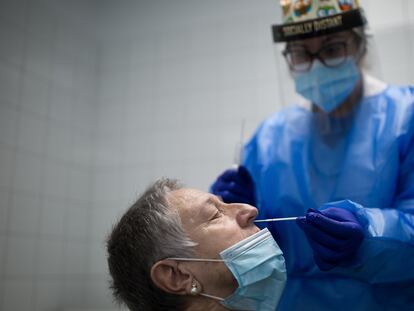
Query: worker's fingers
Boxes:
[
  {"xmin": 306, "ymin": 212, "xmax": 364, "ymax": 240},
  {"xmin": 237, "ymin": 166, "xmax": 254, "ymax": 185},
  {"xmin": 299, "ymin": 221, "xmax": 350, "ymax": 251},
  {"xmin": 217, "ymin": 168, "xmax": 242, "ymax": 183},
  {"xmin": 214, "ymin": 168, "xmax": 251, "ymax": 188},
  {"xmin": 307, "ymin": 238, "xmax": 347, "ymax": 263},
  {"xmin": 212, "ymin": 179, "xmax": 254, "ymax": 200},
  {"xmin": 319, "ymin": 207, "xmax": 358, "ymax": 222}
]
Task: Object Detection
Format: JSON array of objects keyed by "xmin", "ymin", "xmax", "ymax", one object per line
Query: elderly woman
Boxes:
[
  {"xmin": 211, "ymin": 1, "xmax": 414, "ymax": 310},
  {"xmin": 107, "ymin": 179, "xmax": 286, "ymax": 311}
]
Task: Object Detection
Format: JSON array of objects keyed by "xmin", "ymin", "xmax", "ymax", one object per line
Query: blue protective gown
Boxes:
[{"xmin": 243, "ymin": 80, "xmax": 414, "ymax": 311}]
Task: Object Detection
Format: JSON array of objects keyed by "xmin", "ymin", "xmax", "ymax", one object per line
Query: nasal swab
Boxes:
[{"xmin": 254, "ymin": 216, "xmax": 305, "ymax": 223}]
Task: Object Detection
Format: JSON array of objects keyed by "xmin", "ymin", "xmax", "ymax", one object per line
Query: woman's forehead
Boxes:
[
  {"xmin": 167, "ymin": 188, "xmax": 210, "ymax": 214},
  {"xmin": 168, "ymin": 188, "xmax": 205, "ymax": 204}
]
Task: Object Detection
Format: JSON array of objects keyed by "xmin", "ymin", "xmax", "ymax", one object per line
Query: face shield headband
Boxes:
[{"xmin": 272, "ymin": 8, "xmax": 367, "ymax": 43}]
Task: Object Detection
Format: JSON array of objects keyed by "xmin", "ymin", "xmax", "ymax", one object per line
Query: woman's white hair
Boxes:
[{"xmin": 107, "ymin": 178, "xmax": 197, "ymax": 311}]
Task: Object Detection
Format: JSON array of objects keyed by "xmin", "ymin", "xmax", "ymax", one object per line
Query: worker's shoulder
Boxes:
[
  {"xmin": 379, "ymin": 84, "xmax": 414, "ymax": 108},
  {"xmin": 368, "ymin": 85, "xmax": 414, "ymax": 140},
  {"xmin": 372, "ymin": 85, "xmax": 414, "ymax": 126}
]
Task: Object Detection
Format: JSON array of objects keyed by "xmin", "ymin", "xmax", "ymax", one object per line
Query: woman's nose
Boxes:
[{"xmin": 236, "ymin": 204, "xmax": 258, "ymax": 227}]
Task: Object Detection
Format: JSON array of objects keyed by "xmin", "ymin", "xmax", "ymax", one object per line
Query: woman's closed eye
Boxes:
[{"xmin": 210, "ymin": 208, "xmax": 224, "ymax": 222}]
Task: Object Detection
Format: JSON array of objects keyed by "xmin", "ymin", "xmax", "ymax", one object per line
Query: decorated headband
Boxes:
[{"xmin": 272, "ymin": 0, "xmax": 367, "ymax": 42}]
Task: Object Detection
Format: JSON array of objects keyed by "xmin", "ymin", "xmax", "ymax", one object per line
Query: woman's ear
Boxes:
[{"xmin": 150, "ymin": 259, "xmax": 195, "ymax": 295}]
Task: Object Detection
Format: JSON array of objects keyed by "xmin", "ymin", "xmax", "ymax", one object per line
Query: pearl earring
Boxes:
[{"xmin": 190, "ymin": 283, "xmax": 199, "ymax": 295}]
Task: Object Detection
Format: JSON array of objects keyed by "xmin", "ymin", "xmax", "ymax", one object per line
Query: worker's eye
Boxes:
[{"xmin": 320, "ymin": 43, "xmax": 346, "ymax": 59}]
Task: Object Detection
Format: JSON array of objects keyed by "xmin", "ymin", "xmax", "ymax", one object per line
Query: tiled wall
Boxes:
[
  {"xmin": 90, "ymin": 0, "xmax": 414, "ymax": 309},
  {"xmin": 0, "ymin": 0, "xmax": 413, "ymax": 310},
  {"xmin": 0, "ymin": 0, "xmax": 98, "ymax": 310}
]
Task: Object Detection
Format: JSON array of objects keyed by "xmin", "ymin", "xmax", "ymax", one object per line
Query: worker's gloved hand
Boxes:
[
  {"xmin": 210, "ymin": 166, "xmax": 256, "ymax": 206},
  {"xmin": 297, "ymin": 207, "xmax": 364, "ymax": 271}
]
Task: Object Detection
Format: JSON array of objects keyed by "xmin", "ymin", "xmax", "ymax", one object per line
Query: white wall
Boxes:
[
  {"xmin": 88, "ymin": 4, "xmax": 289, "ymax": 306},
  {"xmin": 0, "ymin": 0, "xmax": 98, "ymax": 310},
  {"xmin": 363, "ymin": 0, "xmax": 414, "ymax": 83},
  {"xmin": 0, "ymin": 0, "xmax": 413, "ymax": 310}
]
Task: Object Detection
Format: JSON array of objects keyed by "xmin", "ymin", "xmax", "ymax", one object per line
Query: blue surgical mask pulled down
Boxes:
[
  {"xmin": 293, "ymin": 57, "xmax": 361, "ymax": 113},
  {"xmin": 171, "ymin": 228, "xmax": 287, "ymax": 311}
]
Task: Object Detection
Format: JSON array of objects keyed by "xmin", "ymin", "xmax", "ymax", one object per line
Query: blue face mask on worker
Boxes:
[
  {"xmin": 293, "ymin": 57, "xmax": 361, "ymax": 113},
  {"xmin": 170, "ymin": 228, "xmax": 287, "ymax": 311}
]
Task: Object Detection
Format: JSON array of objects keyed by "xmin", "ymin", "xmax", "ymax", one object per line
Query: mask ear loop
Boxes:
[
  {"xmin": 199, "ymin": 292, "xmax": 225, "ymax": 301},
  {"xmin": 168, "ymin": 257, "xmax": 224, "ymax": 262}
]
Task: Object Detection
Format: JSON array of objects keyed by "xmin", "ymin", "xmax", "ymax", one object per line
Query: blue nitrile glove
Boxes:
[
  {"xmin": 210, "ymin": 166, "xmax": 256, "ymax": 206},
  {"xmin": 297, "ymin": 207, "xmax": 364, "ymax": 271}
]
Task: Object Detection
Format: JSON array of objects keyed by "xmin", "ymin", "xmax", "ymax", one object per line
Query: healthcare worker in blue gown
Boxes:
[{"xmin": 211, "ymin": 1, "xmax": 414, "ymax": 310}]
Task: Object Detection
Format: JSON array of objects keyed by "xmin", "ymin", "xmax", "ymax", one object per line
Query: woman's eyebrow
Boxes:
[
  {"xmin": 205, "ymin": 196, "xmax": 220, "ymax": 208},
  {"xmin": 193, "ymin": 197, "xmax": 220, "ymax": 225},
  {"xmin": 196, "ymin": 197, "xmax": 218, "ymax": 217}
]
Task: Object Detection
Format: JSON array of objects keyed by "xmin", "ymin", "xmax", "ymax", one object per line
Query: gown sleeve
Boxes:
[{"xmin": 327, "ymin": 101, "xmax": 414, "ymax": 284}]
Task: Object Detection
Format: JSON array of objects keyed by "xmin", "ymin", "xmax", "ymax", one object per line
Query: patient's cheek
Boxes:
[{"xmin": 215, "ymin": 266, "xmax": 238, "ymax": 296}]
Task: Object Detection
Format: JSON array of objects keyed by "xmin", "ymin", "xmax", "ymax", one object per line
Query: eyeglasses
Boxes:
[{"xmin": 282, "ymin": 39, "xmax": 357, "ymax": 73}]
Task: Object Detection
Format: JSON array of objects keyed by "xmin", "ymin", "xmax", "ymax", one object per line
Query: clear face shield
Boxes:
[
  {"xmin": 272, "ymin": 29, "xmax": 366, "ymax": 113},
  {"xmin": 270, "ymin": 7, "xmax": 379, "ymax": 111},
  {"xmin": 274, "ymin": 27, "xmax": 384, "ymax": 102},
  {"xmin": 353, "ymin": 27, "xmax": 383, "ymax": 81},
  {"xmin": 272, "ymin": 42, "xmax": 299, "ymax": 109}
]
